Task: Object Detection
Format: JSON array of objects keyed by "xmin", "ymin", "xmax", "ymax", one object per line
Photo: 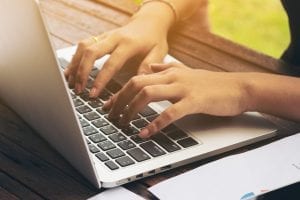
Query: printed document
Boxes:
[{"xmin": 149, "ymin": 133, "xmax": 300, "ymax": 200}]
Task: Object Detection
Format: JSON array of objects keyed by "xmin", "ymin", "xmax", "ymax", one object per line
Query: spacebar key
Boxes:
[{"xmin": 140, "ymin": 141, "xmax": 166, "ymax": 157}]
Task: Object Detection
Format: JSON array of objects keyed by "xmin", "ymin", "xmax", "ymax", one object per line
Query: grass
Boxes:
[
  {"xmin": 209, "ymin": 0, "xmax": 289, "ymax": 58},
  {"xmin": 134, "ymin": 0, "xmax": 290, "ymax": 58}
]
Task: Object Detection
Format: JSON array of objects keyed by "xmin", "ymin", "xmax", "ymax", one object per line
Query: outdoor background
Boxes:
[
  {"xmin": 209, "ymin": 0, "xmax": 289, "ymax": 58},
  {"xmin": 135, "ymin": 0, "xmax": 290, "ymax": 58}
]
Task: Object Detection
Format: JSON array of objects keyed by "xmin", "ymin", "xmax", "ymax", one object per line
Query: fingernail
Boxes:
[
  {"xmin": 103, "ymin": 97, "xmax": 112, "ymax": 111},
  {"xmin": 75, "ymin": 83, "xmax": 82, "ymax": 94},
  {"xmin": 90, "ymin": 88, "xmax": 97, "ymax": 98},
  {"xmin": 119, "ymin": 115, "xmax": 128, "ymax": 125},
  {"xmin": 139, "ymin": 128, "xmax": 150, "ymax": 138}
]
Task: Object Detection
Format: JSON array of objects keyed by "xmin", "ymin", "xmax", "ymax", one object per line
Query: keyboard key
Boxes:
[
  {"xmin": 121, "ymin": 126, "xmax": 139, "ymax": 136},
  {"xmin": 88, "ymin": 99, "xmax": 103, "ymax": 108},
  {"xmin": 146, "ymin": 114, "xmax": 158, "ymax": 122},
  {"xmin": 92, "ymin": 118, "xmax": 109, "ymax": 128},
  {"xmin": 71, "ymin": 93, "xmax": 76, "ymax": 99},
  {"xmin": 73, "ymin": 99, "xmax": 84, "ymax": 107},
  {"xmin": 96, "ymin": 108, "xmax": 108, "ymax": 115},
  {"xmin": 79, "ymin": 118, "xmax": 89, "ymax": 127},
  {"xmin": 177, "ymin": 137, "xmax": 198, "ymax": 148},
  {"xmin": 106, "ymin": 79, "xmax": 122, "ymax": 93},
  {"xmin": 140, "ymin": 141, "xmax": 166, "ymax": 157},
  {"xmin": 99, "ymin": 89, "xmax": 111, "ymax": 101},
  {"xmin": 95, "ymin": 152, "xmax": 109, "ymax": 162},
  {"xmin": 88, "ymin": 144, "xmax": 100, "ymax": 153},
  {"xmin": 167, "ymin": 130, "xmax": 188, "ymax": 140},
  {"xmin": 100, "ymin": 125, "xmax": 117, "ymax": 135},
  {"xmin": 89, "ymin": 133, "xmax": 106, "ymax": 143},
  {"xmin": 115, "ymin": 156, "xmax": 135, "ymax": 167},
  {"xmin": 58, "ymin": 57, "xmax": 69, "ymax": 69},
  {"xmin": 161, "ymin": 124, "xmax": 178, "ymax": 133},
  {"xmin": 80, "ymin": 90, "xmax": 91, "ymax": 101},
  {"xmin": 132, "ymin": 119, "xmax": 148, "ymax": 129},
  {"xmin": 84, "ymin": 112, "xmax": 100, "ymax": 121},
  {"xmin": 105, "ymin": 160, "xmax": 119, "ymax": 170},
  {"xmin": 109, "ymin": 133, "xmax": 126, "ymax": 143},
  {"xmin": 83, "ymin": 126, "xmax": 98, "ymax": 136},
  {"xmin": 86, "ymin": 78, "xmax": 94, "ymax": 89},
  {"xmin": 131, "ymin": 135, "xmax": 149, "ymax": 144},
  {"xmin": 127, "ymin": 148, "xmax": 150, "ymax": 162},
  {"xmin": 90, "ymin": 68, "xmax": 99, "ymax": 79},
  {"xmin": 118, "ymin": 140, "xmax": 136, "ymax": 150},
  {"xmin": 106, "ymin": 148, "xmax": 125, "ymax": 159},
  {"xmin": 76, "ymin": 105, "xmax": 92, "ymax": 114},
  {"xmin": 152, "ymin": 134, "xmax": 181, "ymax": 152},
  {"xmin": 97, "ymin": 140, "xmax": 116, "ymax": 151},
  {"xmin": 139, "ymin": 106, "xmax": 157, "ymax": 117}
]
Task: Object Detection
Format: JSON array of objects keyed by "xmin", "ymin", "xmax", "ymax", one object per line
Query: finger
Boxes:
[
  {"xmin": 89, "ymin": 45, "xmax": 137, "ymax": 98},
  {"xmin": 137, "ymin": 46, "xmax": 167, "ymax": 75},
  {"xmin": 150, "ymin": 62, "xmax": 185, "ymax": 73},
  {"xmin": 65, "ymin": 35, "xmax": 107, "ymax": 85},
  {"xmin": 65, "ymin": 37, "xmax": 100, "ymax": 77},
  {"xmin": 108, "ymin": 74, "xmax": 171, "ymax": 119},
  {"xmin": 119, "ymin": 84, "xmax": 179, "ymax": 125},
  {"xmin": 139, "ymin": 100, "xmax": 189, "ymax": 138},
  {"xmin": 75, "ymin": 39, "xmax": 117, "ymax": 93}
]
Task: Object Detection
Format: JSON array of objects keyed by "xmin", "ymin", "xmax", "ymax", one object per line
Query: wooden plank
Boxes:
[
  {"xmin": 0, "ymin": 133, "xmax": 97, "ymax": 199},
  {"xmin": 43, "ymin": 11, "xmax": 92, "ymax": 44},
  {"xmin": 92, "ymin": 0, "xmax": 138, "ymax": 14},
  {"xmin": 0, "ymin": 187, "xmax": 19, "ymax": 200},
  {"xmin": 41, "ymin": 0, "xmax": 119, "ymax": 35},
  {"xmin": 50, "ymin": 34, "xmax": 73, "ymax": 49},
  {"xmin": 173, "ymin": 28, "xmax": 288, "ymax": 73},
  {"xmin": 0, "ymin": 103, "xmax": 94, "ymax": 191},
  {"xmin": 169, "ymin": 33, "xmax": 272, "ymax": 73},
  {"xmin": 54, "ymin": 0, "xmax": 130, "ymax": 25},
  {"xmin": 0, "ymin": 172, "xmax": 43, "ymax": 200}
]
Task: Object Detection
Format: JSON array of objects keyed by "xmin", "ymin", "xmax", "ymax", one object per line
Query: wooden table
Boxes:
[{"xmin": 1, "ymin": 0, "xmax": 299, "ymax": 199}]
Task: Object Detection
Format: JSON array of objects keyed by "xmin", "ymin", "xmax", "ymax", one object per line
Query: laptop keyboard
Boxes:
[{"xmin": 58, "ymin": 58, "xmax": 199, "ymax": 171}]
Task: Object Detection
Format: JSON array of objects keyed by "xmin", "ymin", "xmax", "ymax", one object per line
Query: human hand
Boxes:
[
  {"xmin": 64, "ymin": 13, "xmax": 170, "ymax": 98},
  {"xmin": 103, "ymin": 62, "xmax": 251, "ymax": 138}
]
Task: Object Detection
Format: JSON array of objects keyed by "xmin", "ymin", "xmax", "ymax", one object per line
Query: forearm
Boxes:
[
  {"xmin": 132, "ymin": 0, "xmax": 203, "ymax": 32},
  {"xmin": 244, "ymin": 73, "xmax": 300, "ymax": 122}
]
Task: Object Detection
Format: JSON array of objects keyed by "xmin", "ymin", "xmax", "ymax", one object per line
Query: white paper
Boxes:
[
  {"xmin": 149, "ymin": 133, "xmax": 300, "ymax": 200},
  {"xmin": 88, "ymin": 187, "xmax": 145, "ymax": 200}
]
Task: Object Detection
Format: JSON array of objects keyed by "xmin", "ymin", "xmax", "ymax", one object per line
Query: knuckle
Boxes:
[
  {"xmin": 83, "ymin": 47, "xmax": 96, "ymax": 59},
  {"xmin": 162, "ymin": 108, "xmax": 177, "ymax": 122},
  {"xmin": 78, "ymin": 41, "xmax": 88, "ymax": 49},
  {"xmin": 129, "ymin": 76, "xmax": 143, "ymax": 89},
  {"xmin": 140, "ymin": 86, "xmax": 153, "ymax": 99},
  {"xmin": 148, "ymin": 121, "xmax": 160, "ymax": 134}
]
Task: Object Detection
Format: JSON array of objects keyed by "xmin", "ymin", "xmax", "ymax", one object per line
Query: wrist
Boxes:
[
  {"xmin": 238, "ymin": 73, "xmax": 259, "ymax": 113},
  {"xmin": 131, "ymin": 2, "xmax": 175, "ymax": 32}
]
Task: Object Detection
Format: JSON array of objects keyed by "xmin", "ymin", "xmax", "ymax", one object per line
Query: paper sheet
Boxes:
[
  {"xmin": 149, "ymin": 133, "xmax": 300, "ymax": 200},
  {"xmin": 88, "ymin": 187, "xmax": 145, "ymax": 200}
]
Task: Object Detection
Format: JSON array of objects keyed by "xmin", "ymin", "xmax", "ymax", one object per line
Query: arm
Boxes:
[
  {"xmin": 65, "ymin": 0, "xmax": 204, "ymax": 97},
  {"xmin": 103, "ymin": 63, "xmax": 300, "ymax": 138},
  {"xmin": 246, "ymin": 72, "xmax": 300, "ymax": 122}
]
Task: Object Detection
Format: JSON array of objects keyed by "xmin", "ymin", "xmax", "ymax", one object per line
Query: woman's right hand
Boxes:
[{"xmin": 64, "ymin": 4, "xmax": 175, "ymax": 98}]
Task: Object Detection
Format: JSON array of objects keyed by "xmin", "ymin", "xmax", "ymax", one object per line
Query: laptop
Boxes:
[{"xmin": 0, "ymin": 0, "xmax": 277, "ymax": 188}]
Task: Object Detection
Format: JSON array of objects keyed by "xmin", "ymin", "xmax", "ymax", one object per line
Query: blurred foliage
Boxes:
[
  {"xmin": 133, "ymin": 0, "xmax": 289, "ymax": 58},
  {"xmin": 209, "ymin": 0, "xmax": 289, "ymax": 58}
]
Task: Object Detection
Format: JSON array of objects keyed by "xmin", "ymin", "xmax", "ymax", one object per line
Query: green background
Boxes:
[{"xmin": 134, "ymin": 0, "xmax": 290, "ymax": 58}]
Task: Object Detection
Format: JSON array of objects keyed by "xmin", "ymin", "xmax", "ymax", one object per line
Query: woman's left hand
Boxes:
[{"xmin": 103, "ymin": 62, "xmax": 252, "ymax": 138}]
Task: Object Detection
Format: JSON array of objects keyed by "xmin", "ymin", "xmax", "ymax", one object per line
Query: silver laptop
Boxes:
[{"xmin": 0, "ymin": 0, "xmax": 277, "ymax": 188}]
